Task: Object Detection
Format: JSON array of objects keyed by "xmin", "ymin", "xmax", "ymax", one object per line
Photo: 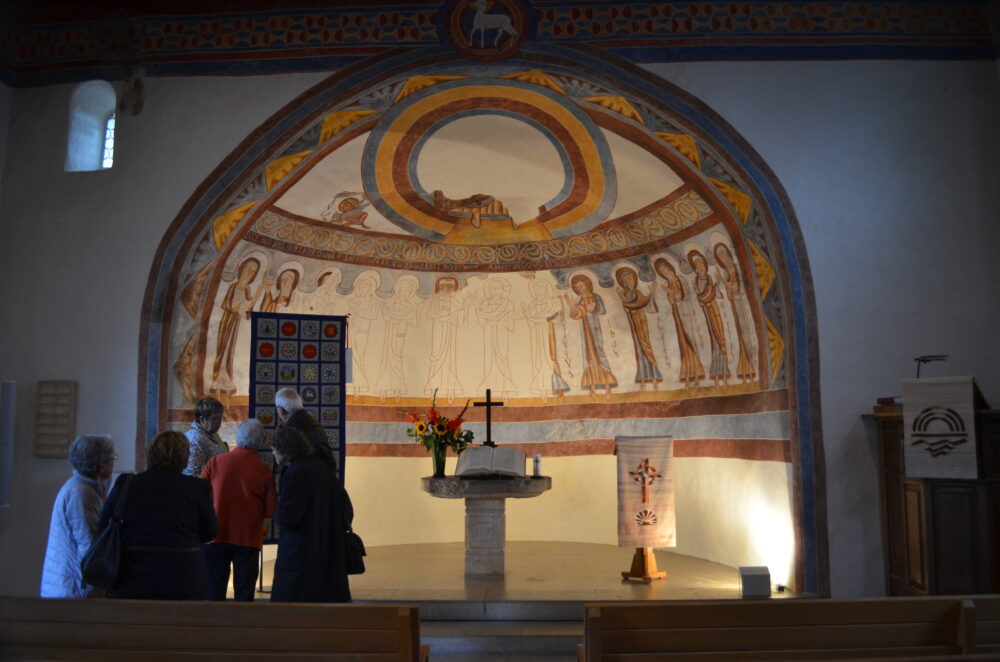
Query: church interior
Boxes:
[{"xmin": 2, "ymin": 0, "xmax": 1000, "ymax": 658}]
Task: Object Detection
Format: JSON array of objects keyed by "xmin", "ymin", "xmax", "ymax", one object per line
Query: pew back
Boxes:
[
  {"xmin": 0, "ymin": 597, "xmax": 426, "ymax": 661},
  {"xmin": 582, "ymin": 597, "xmax": 978, "ymax": 661}
]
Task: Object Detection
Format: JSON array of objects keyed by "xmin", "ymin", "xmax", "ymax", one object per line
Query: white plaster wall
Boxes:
[
  {"xmin": 644, "ymin": 60, "xmax": 1000, "ymax": 597},
  {"xmin": 2, "ymin": 61, "xmax": 999, "ymax": 598},
  {"xmin": 0, "ymin": 74, "xmax": 327, "ymax": 596}
]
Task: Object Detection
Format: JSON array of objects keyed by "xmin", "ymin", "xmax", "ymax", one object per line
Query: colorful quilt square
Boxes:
[
  {"xmin": 321, "ymin": 342, "xmax": 340, "ymax": 362},
  {"xmin": 257, "ymin": 317, "xmax": 278, "ymax": 338},
  {"xmin": 255, "ymin": 406, "xmax": 277, "ymax": 427},
  {"xmin": 300, "ymin": 342, "xmax": 319, "ymax": 361},
  {"xmin": 279, "ymin": 320, "xmax": 299, "ymax": 337},
  {"xmin": 279, "ymin": 341, "xmax": 298, "ymax": 360},
  {"xmin": 278, "ymin": 363, "xmax": 298, "ymax": 383},
  {"xmin": 255, "ymin": 383, "xmax": 276, "ymax": 404},
  {"xmin": 300, "ymin": 320, "xmax": 320, "ymax": 340},
  {"xmin": 256, "ymin": 362, "xmax": 276, "ymax": 382},
  {"xmin": 321, "ymin": 364, "xmax": 341, "ymax": 382},
  {"xmin": 320, "ymin": 407, "xmax": 340, "ymax": 426},
  {"xmin": 321, "ymin": 384, "xmax": 341, "ymax": 404},
  {"xmin": 301, "ymin": 386, "xmax": 319, "ymax": 405},
  {"xmin": 321, "ymin": 320, "xmax": 341, "ymax": 340},
  {"xmin": 300, "ymin": 364, "xmax": 319, "ymax": 383},
  {"xmin": 256, "ymin": 339, "xmax": 278, "ymax": 360}
]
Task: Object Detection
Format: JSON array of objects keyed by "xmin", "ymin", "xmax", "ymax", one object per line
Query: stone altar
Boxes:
[{"xmin": 421, "ymin": 475, "xmax": 552, "ymax": 577}]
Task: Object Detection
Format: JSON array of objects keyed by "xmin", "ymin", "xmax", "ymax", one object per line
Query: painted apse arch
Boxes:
[{"xmin": 140, "ymin": 44, "xmax": 825, "ymax": 594}]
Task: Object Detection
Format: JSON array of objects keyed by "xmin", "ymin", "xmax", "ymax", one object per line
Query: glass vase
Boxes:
[{"xmin": 431, "ymin": 442, "xmax": 447, "ymax": 478}]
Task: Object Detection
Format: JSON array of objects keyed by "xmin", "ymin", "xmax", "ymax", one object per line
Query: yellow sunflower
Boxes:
[
  {"xmin": 415, "ymin": 420, "xmax": 428, "ymax": 435},
  {"xmin": 434, "ymin": 421, "xmax": 448, "ymax": 435}
]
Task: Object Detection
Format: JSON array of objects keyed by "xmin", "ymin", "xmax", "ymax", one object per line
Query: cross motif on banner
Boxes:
[
  {"xmin": 629, "ymin": 458, "xmax": 661, "ymax": 503},
  {"xmin": 473, "ymin": 388, "xmax": 504, "ymax": 447}
]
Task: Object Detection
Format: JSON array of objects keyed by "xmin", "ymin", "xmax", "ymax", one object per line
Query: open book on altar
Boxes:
[{"xmin": 456, "ymin": 446, "xmax": 526, "ymax": 478}]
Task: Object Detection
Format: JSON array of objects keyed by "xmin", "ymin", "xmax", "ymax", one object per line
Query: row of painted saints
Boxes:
[{"xmin": 206, "ymin": 241, "xmax": 759, "ymax": 403}]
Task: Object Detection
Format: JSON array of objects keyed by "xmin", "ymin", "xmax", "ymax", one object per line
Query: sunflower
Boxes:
[
  {"xmin": 414, "ymin": 420, "xmax": 428, "ymax": 435},
  {"xmin": 434, "ymin": 421, "xmax": 448, "ymax": 435}
]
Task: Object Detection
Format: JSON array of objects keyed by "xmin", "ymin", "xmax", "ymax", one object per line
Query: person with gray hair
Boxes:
[
  {"xmin": 200, "ymin": 418, "xmax": 276, "ymax": 601},
  {"xmin": 275, "ymin": 387, "xmax": 335, "ymax": 467},
  {"xmin": 184, "ymin": 396, "xmax": 228, "ymax": 477},
  {"xmin": 40, "ymin": 434, "xmax": 117, "ymax": 598}
]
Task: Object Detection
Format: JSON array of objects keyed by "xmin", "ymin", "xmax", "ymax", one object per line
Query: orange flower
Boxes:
[
  {"xmin": 446, "ymin": 418, "xmax": 461, "ymax": 431},
  {"xmin": 428, "ymin": 409, "xmax": 439, "ymax": 423}
]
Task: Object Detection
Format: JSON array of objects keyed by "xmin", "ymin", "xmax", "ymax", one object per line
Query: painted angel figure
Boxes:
[
  {"xmin": 475, "ymin": 276, "xmax": 518, "ymax": 399},
  {"xmin": 652, "ymin": 257, "xmax": 705, "ymax": 388},
  {"xmin": 424, "ymin": 276, "xmax": 467, "ymax": 402},
  {"xmin": 321, "ymin": 191, "xmax": 371, "ymax": 229},
  {"xmin": 522, "ymin": 279, "xmax": 570, "ymax": 402},
  {"xmin": 615, "ymin": 266, "xmax": 663, "ymax": 392}
]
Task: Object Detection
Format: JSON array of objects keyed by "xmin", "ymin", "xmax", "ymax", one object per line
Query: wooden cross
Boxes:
[
  {"xmin": 629, "ymin": 458, "xmax": 662, "ymax": 503},
  {"xmin": 473, "ymin": 388, "xmax": 504, "ymax": 447}
]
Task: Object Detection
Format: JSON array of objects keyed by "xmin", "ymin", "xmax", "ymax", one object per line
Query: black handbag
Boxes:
[
  {"xmin": 345, "ymin": 528, "xmax": 366, "ymax": 575},
  {"xmin": 81, "ymin": 473, "xmax": 134, "ymax": 591}
]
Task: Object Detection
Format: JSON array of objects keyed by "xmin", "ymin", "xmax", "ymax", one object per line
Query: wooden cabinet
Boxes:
[{"xmin": 875, "ymin": 407, "xmax": 1000, "ymax": 595}]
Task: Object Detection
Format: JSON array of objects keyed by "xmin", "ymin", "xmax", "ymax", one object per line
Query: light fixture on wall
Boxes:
[
  {"xmin": 914, "ymin": 354, "xmax": 949, "ymax": 378},
  {"xmin": 739, "ymin": 566, "xmax": 771, "ymax": 598}
]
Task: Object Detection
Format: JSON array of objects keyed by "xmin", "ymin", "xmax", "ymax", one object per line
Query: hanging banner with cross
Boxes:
[{"xmin": 616, "ymin": 436, "xmax": 675, "ymax": 548}]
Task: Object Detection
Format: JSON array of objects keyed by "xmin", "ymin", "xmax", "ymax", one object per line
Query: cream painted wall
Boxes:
[
  {"xmin": 346, "ymin": 454, "xmax": 794, "ymax": 585},
  {"xmin": 1, "ymin": 61, "xmax": 999, "ymax": 598}
]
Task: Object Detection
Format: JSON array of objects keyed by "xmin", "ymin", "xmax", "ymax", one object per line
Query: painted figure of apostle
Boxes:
[
  {"xmin": 565, "ymin": 274, "xmax": 617, "ymax": 399},
  {"xmin": 424, "ymin": 276, "xmax": 466, "ymax": 402},
  {"xmin": 615, "ymin": 266, "xmax": 663, "ymax": 392}
]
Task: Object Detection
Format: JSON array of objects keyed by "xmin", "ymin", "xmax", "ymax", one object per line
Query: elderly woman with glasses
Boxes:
[
  {"xmin": 184, "ymin": 396, "xmax": 228, "ymax": 477},
  {"xmin": 40, "ymin": 434, "xmax": 117, "ymax": 598},
  {"xmin": 100, "ymin": 430, "xmax": 218, "ymax": 600}
]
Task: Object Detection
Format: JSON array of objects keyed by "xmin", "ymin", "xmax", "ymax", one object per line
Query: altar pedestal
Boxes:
[{"xmin": 421, "ymin": 476, "xmax": 552, "ymax": 578}]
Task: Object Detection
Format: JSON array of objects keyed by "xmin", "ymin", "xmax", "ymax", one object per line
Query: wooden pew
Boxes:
[
  {"xmin": 0, "ymin": 596, "xmax": 429, "ymax": 661},
  {"xmin": 579, "ymin": 596, "xmax": 984, "ymax": 661}
]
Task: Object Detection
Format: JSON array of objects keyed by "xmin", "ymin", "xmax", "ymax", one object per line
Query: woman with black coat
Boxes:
[{"xmin": 99, "ymin": 430, "xmax": 217, "ymax": 600}]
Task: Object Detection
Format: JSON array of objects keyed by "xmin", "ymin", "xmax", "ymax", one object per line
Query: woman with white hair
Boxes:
[
  {"xmin": 200, "ymin": 418, "xmax": 276, "ymax": 601},
  {"xmin": 40, "ymin": 434, "xmax": 117, "ymax": 598}
]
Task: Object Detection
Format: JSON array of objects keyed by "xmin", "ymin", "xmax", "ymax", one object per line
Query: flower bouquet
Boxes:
[{"xmin": 404, "ymin": 389, "xmax": 475, "ymax": 477}]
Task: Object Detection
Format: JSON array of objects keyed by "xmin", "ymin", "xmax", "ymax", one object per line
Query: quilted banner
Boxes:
[
  {"xmin": 249, "ymin": 312, "xmax": 348, "ymax": 544},
  {"xmin": 616, "ymin": 436, "xmax": 675, "ymax": 548},
  {"xmin": 903, "ymin": 376, "xmax": 977, "ymax": 479}
]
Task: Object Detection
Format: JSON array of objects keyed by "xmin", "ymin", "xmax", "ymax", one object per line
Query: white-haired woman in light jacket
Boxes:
[{"xmin": 40, "ymin": 434, "xmax": 116, "ymax": 598}]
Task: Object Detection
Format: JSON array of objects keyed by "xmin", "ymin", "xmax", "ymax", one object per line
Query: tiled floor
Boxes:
[{"xmin": 259, "ymin": 541, "xmax": 792, "ymax": 602}]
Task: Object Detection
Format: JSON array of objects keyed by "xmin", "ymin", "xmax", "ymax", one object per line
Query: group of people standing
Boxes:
[{"xmin": 40, "ymin": 389, "xmax": 354, "ymax": 603}]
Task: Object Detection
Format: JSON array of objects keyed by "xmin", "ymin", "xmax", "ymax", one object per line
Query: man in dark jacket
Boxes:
[{"xmin": 274, "ymin": 388, "xmax": 353, "ymax": 602}]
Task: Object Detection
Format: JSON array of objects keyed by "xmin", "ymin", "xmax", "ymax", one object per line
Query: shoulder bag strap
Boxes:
[{"xmin": 112, "ymin": 473, "xmax": 134, "ymax": 522}]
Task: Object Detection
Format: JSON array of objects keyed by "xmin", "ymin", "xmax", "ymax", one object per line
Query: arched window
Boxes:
[{"xmin": 65, "ymin": 80, "xmax": 116, "ymax": 172}]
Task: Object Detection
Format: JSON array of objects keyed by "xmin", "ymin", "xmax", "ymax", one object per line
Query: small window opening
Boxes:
[
  {"xmin": 65, "ymin": 80, "xmax": 117, "ymax": 172},
  {"xmin": 102, "ymin": 115, "xmax": 116, "ymax": 169}
]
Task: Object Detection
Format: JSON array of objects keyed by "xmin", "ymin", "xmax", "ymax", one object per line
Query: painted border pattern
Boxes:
[{"xmin": 4, "ymin": 1, "xmax": 996, "ymax": 86}]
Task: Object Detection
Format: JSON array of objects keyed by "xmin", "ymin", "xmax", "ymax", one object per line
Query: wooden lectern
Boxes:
[{"xmin": 621, "ymin": 547, "xmax": 666, "ymax": 583}]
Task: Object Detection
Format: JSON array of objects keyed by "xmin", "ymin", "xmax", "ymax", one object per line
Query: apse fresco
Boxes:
[{"xmin": 165, "ymin": 60, "xmax": 788, "ymax": 457}]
